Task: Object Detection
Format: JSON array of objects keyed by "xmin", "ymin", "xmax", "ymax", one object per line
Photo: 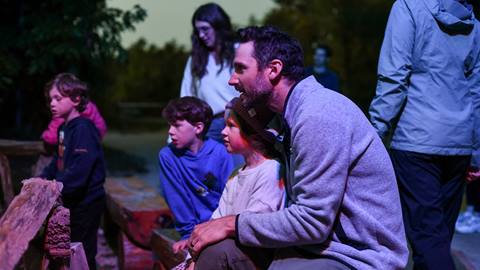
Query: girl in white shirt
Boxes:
[{"xmin": 180, "ymin": 3, "xmax": 239, "ymax": 143}]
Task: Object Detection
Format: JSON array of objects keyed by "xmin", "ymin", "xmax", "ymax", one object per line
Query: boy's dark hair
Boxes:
[
  {"xmin": 191, "ymin": 3, "xmax": 235, "ymax": 79},
  {"xmin": 237, "ymin": 26, "xmax": 304, "ymax": 82},
  {"xmin": 45, "ymin": 73, "xmax": 89, "ymax": 112},
  {"xmin": 162, "ymin": 97, "xmax": 213, "ymax": 138},
  {"xmin": 227, "ymin": 98, "xmax": 279, "ymax": 159}
]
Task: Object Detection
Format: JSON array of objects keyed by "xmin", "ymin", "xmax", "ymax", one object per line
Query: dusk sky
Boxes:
[{"xmin": 108, "ymin": 0, "xmax": 276, "ymax": 48}]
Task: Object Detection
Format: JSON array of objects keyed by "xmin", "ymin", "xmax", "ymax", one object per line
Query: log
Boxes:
[
  {"xmin": 150, "ymin": 228, "xmax": 185, "ymax": 270},
  {"xmin": 44, "ymin": 205, "xmax": 70, "ymax": 258},
  {"xmin": 0, "ymin": 178, "xmax": 62, "ymax": 270},
  {"xmin": 105, "ymin": 176, "xmax": 173, "ymax": 249},
  {"xmin": 0, "ymin": 139, "xmax": 45, "ymax": 156}
]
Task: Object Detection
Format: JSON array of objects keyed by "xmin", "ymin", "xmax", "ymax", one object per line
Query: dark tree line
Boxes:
[
  {"xmin": 0, "ymin": 0, "xmax": 146, "ymax": 139},
  {"xmin": 2, "ymin": 0, "xmax": 479, "ymax": 138},
  {"xmin": 262, "ymin": 0, "xmax": 392, "ymax": 112},
  {"xmin": 262, "ymin": 0, "xmax": 479, "ymax": 112},
  {"xmin": 101, "ymin": 39, "xmax": 188, "ymax": 117}
]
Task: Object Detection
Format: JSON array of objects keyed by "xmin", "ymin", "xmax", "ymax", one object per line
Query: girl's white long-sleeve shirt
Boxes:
[
  {"xmin": 180, "ymin": 55, "xmax": 239, "ymax": 115},
  {"xmin": 211, "ymin": 159, "xmax": 285, "ymax": 219}
]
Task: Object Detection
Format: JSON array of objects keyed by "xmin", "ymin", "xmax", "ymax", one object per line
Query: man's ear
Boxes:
[
  {"xmin": 267, "ymin": 59, "xmax": 283, "ymax": 81},
  {"xmin": 194, "ymin": 122, "xmax": 205, "ymax": 135}
]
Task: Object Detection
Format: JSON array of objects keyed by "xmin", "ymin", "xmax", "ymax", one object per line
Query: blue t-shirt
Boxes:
[{"xmin": 158, "ymin": 138, "xmax": 234, "ymax": 239}]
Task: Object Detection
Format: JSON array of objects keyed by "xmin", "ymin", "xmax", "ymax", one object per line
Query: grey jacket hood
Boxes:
[{"xmin": 424, "ymin": 0, "xmax": 475, "ymax": 30}]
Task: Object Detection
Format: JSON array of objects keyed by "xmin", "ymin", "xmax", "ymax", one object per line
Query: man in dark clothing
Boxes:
[{"xmin": 304, "ymin": 45, "xmax": 341, "ymax": 92}]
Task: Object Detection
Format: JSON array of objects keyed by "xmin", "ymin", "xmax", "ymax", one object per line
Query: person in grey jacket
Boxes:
[
  {"xmin": 187, "ymin": 26, "xmax": 408, "ymax": 270},
  {"xmin": 369, "ymin": 0, "xmax": 480, "ymax": 269}
]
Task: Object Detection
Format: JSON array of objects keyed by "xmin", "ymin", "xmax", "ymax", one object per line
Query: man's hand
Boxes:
[
  {"xmin": 466, "ymin": 167, "xmax": 480, "ymax": 183},
  {"xmin": 187, "ymin": 215, "xmax": 237, "ymax": 260},
  {"xmin": 172, "ymin": 239, "xmax": 188, "ymax": 254}
]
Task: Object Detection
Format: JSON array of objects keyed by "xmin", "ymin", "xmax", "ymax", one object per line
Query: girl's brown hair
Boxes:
[{"xmin": 227, "ymin": 98, "xmax": 279, "ymax": 159}]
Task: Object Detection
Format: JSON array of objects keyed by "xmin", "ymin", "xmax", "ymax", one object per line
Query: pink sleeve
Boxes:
[
  {"xmin": 81, "ymin": 102, "xmax": 107, "ymax": 139},
  {"xmin": 41, "ymin": 117, "xmax": 65, "ymax": 145}
]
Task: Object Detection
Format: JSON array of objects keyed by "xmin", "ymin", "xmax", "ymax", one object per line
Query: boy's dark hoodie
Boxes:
[{"xmin": 41, "ymin": 116, "xmax": 105, "ymax": 208}]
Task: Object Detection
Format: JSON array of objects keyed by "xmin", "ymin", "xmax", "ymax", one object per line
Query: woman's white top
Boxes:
[{"xmin": 180, "ymin": 55, "xmax": 239, "ymax": 115}]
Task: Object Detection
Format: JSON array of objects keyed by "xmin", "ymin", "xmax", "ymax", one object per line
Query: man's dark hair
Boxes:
[
  {"xmin": 237, "ymin": 26, "xmax": 304, "ymax": 82},
  {"xmin": 316, "ymin": 44, "xmax": 332, "ymax": 58},
  {"xmin": 44, "ymin": 73, "xmax": 89, "ymax": 112},
  {"xmin": 162, "ymin": 97, "xmax": 213, "ymax": 138},
  {"xmin": 191, "ymin": 3, "xmax": 235, "ymax": 79}
]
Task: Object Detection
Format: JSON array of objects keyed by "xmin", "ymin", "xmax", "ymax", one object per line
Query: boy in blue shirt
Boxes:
[
  {"xmin": 40, "ymin": 73, "xmax": 106, "ymax": 270},
  {"xmin": 158, "ymin": 97, "xmax": 234, "ymax": 250}
]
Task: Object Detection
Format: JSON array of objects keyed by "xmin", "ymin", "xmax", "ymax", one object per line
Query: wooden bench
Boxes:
[
  {"xmin": 151, "ymin": 228, "xmax": 186, "ymax": 270},
  {"xmin": 104, "ymin": 176, "xmax": 174, "ymax": 269}
]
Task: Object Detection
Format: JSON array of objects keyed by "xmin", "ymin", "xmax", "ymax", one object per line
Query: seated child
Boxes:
[
  {"xmin": 39, "ymin": 73, "xmax": 106, "ymax": 270},
  {"xmin": 159, "ymin": 97, "xmax": 234, "ymax": 241},
  {"xmin": 212, "ymin": 97, "xmax": 285, "ymax": 218},
  {"xmin": 174, "ymin": 97, "xmax": 285, "ymax": 270}
]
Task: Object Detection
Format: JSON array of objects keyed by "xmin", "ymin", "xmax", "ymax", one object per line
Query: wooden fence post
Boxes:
[{"xmin": 0, "ymin": 153, "xmax": 13, "ymax": 209}]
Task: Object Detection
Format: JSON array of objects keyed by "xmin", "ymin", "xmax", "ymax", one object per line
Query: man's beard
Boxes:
[{"xmin": 240, "ymin": 74, "xmax": 271, "ymax": 108}]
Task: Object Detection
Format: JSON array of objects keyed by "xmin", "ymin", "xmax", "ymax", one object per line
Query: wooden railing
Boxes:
[
  {"xmin": 0, "ymin": 141, "xmax": 89, "ymax": 270},
  {"xmin": 0, "ymin": 139, "xmax": 45, "ymax": 211}
]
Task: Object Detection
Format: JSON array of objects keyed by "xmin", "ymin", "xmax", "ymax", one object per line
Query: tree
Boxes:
[
  {"xmin": 262, "ymin": 0, "xmax": 392, "ymax": 112},
  {"xmin": 99, "ymin": 39, "xmax": 188, "ymax": 128},
  {"xmin": 0, "ymin": 0, "xmax": 146, "ymax": 138},
  {"xmin": 104, "ymin": 39, "xmax": 188, "ymax": 105}
]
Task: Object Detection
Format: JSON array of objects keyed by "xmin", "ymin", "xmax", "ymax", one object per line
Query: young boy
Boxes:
[
  {"xmin": 159, "ymin": 97, "xmax": 234, "ymax": 243},
  {"xmin": 40, "ymin": 73, "xmax": 106, "ymax": 270}
]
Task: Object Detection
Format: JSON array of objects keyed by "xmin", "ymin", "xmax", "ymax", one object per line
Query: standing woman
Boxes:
[{"xmin": 180, "ymin": 3, "xmax": 238, "ymax": 143}]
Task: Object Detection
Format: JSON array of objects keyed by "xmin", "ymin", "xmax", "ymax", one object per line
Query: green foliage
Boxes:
[
  {"xmin": 99, "ymin": 39, "xmax": 188, "ymax": 128},
  {"xmin": 264, "ymin": 0, "xmax": 392, "ymax": 112},
  {"xmin": 0, "ymin": 0, "xmax": 146, "ymax": 138},
  {"xmin": 105, "ymin": 39, "xmax": 188, "ymax": 104},
  {"xmin": 1, "ymin": 1, "xmax": 146, "ymax": 76}
]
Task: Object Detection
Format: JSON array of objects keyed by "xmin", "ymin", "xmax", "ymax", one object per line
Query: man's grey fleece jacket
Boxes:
[{"xmin": 237, "ymin": 76, "xmax": 409, "ymax": 269}]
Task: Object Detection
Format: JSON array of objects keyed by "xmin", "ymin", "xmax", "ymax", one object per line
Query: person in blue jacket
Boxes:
[
  {"xmin": 40, "ymin": 73, "xmax": 106, "ymax": 270},
  {"xmin": 369, "ymin": 0, "xmax": 480, "ymax": 269},
  {"xmin": 158, "ymin": 97, "xmax": 234, "ymax": 251}
]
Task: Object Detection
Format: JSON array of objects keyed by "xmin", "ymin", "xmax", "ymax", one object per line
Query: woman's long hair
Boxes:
[{"xmin": 191, "ymin": 3, "xmax": 235, "ymax": 80}]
